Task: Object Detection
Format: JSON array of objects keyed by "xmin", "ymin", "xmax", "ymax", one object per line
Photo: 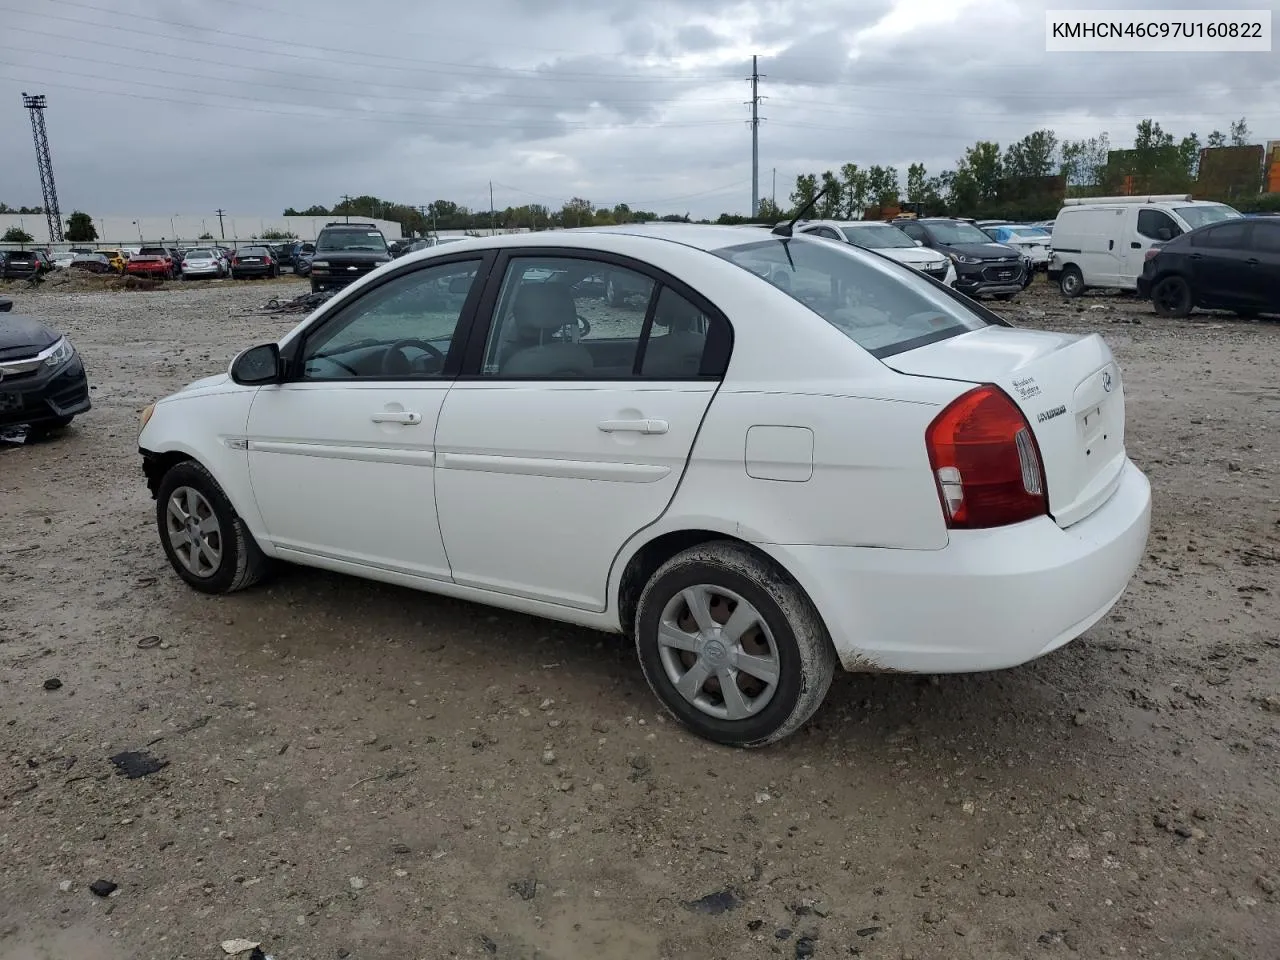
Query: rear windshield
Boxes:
[
  {"xmin": 186, "ymin": 249, "xmax": 214, "ymax": 258},
  {"xmin": 712, "ymin": 236, "xmax": 990, "ymax": 358},
  {"xmin": 240, "ymin": 247, "xmax": 268, "ymax": 255},
  {"xmin": 317, "ymin": 230, "xmax": 387, "ymax": 253}
]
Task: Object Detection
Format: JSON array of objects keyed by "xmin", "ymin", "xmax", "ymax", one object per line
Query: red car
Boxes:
[{"xmin": 126, "ymin": 246, "xmax": 179, "ymax": 279}]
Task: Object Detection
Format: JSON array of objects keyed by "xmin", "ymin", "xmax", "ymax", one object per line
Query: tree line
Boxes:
[{"xmin": 773, "ymin": 117, "xmax": 1277, "ymax": 224}]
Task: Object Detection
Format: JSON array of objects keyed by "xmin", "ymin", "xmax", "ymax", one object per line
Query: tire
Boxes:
[
  {"xmin": 634, "ymin": 541, "xmax": 837, "ymax": 748},
  {"xmin": 310, "ymin": 280, "xmax": 321, "ymax": 294},
  {"xmin": 1151, "ymin": 275, "xmax": 1193, "ymax": 318},
  {"xmin": 27, "ymin": 416, "xmax": 74, "ymax": 440},
  {"xmin": 1059, "ymin": 265, "xmax": 1084, "ymax": 298},
  {"xmin": 155, "ymin": 459, "xmax": 270, "ymax": 595}
]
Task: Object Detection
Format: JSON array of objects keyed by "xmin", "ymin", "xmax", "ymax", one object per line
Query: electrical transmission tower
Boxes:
[
  {"xmin": 22, "ymin": 93, "xmax": 64, "ymax": 243},
  {"xmin": 745, "ymin": 58, "xmax": 766, "ymax": 218}
]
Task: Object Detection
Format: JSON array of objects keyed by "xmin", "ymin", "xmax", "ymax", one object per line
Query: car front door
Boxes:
[
  {"xmin": 1128, "ymin": 208, "xmax": 1180, "ymax": 283},
  {"xmin": 1187, "ymin": 221, "xmax": 1254, "ymax": 308},
  {"xmin": 432, "ymin": 251, "xmax": 732, "ymax": 611},
  {"xmin": 244, "ymin": 254, "xmax": 491, "ymax": 580}
]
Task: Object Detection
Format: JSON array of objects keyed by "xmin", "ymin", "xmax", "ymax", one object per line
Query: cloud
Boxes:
[{"xmin": 0, "ymin": 0, "xmax": 1276, "ymax": 219}]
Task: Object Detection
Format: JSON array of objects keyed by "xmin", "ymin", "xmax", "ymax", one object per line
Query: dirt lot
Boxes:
[{"xmin": 2, "ymin": 272, "xmax": 1278, "ymax": 960}]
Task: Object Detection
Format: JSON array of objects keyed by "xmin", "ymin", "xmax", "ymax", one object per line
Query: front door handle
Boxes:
[
  {"xmin": 598, "ymin": 418, "xmax": 668, "ymax": 435},
  {"xmin": 1130, "ymin": 241, "xmax": 1141, "ymax": 249},
  {"xmin": 371, "ymin": 411, "xmax": 422, "ymax": 425}
]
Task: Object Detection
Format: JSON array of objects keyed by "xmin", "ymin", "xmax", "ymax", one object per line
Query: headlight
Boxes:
[
  {"xmin": 311, "ymin": 260, "xmax": 329, "ymax": 268},
  {"xmin": 139, "ymin": 402, "xmax": 156, "ymax": 434},
  {"xmin": 948, "ymin": 253, "xmax": 980, "ymax": 264},
  {"xmin": 43, "ymin": 337, "xmax": 75, "ymax": 367}
]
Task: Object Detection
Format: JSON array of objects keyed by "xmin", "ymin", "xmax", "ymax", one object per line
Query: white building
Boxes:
[{"xmin": 0, "ymin": 213, "xmax": 405, "ymax": 247}]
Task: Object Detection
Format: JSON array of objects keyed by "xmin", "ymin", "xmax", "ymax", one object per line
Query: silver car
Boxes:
[{"xmin": 180, "ymin": 248, "xmax": 228, "ymax": 280}]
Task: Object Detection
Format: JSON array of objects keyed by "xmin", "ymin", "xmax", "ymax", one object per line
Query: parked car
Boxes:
[
  {"xmin": 127, "ymin": 246, "xmax": 180, "ymax": 279},
  {"xmin": 308, "ymin": 222, "xmax": 392, "ymax": 293},
  {"xmin": 0, "ymin": 311, "xmax": 91, "ymax": 436},
  {"xmin": 137, "ymin": 225, "xmax": 1151, "ymax": 747},
  {"xmin": 51, "ymin": 251, "xmax": 76, "ymax": 269},
  {"xmin": 1047, "ymin": 194, "xmax": 1242, "ymax": 297},
  {"xmin": 229, "ymin": 246, "xmax": 279, "ymax": 279},
  {"xmin": 797, "ymin": 220, "xmax": 957, "ymax": 285},
  {"xmin": 181, "ymin": 248, "xmax": 229, "ymax": 280},
  {"xmin": 1, "ymin": 250, "xmax": 45, "ymax": 281},
  {"xmin": 890, "ymin": 217, "xmax": 1028, "ymax": 299},
  {"xmin": 980, "ymin": 224, "xmax": 1053, "ymax": 269},
  {"xmin": 1137, "ymin": 216, "xmax": 1280, "ymax": 319},
  {"xmin": 97, "ymin": 249, "xmax": 129, "ymax": 273},
  {"xmin": 70, "ymin": 253, "xmax": 113, "ymax": 274}
]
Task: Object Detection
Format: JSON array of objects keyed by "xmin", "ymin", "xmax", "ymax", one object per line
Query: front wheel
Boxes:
[
  {"xmin": 156, "ymin": 460, "xmax": 270, "ymax": 594},
  {"xmin": 1059, "ymin": 265, "xmax": 1084, "ymax": 298},
  {"xmin": 634, "ymin": 542, "xmax": 837, "ymax": 748},
  {"xmin": 310, "ymin": 280, "xmax": 322, "ymax": 294},
  {"xmin": 1151, "ymin": 275, "xmax": 1193, "ymax": 318}
]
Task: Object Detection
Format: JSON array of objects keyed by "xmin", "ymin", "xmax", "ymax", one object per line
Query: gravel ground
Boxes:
[{"xmin": 1, "ymin": 272, "xmax": 1278, "ymax": 960}]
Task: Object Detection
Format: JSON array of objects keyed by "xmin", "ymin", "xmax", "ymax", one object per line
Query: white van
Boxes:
[{"xmin": 1048, "ymin": 194, "xmax": 1242, "ymax": 297}]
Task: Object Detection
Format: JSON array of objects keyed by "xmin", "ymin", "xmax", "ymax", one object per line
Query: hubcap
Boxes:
[
  {"xmin": 657, "ymin": 585, "xmax": 780, "ymax": 721},
  {"xmin": 165, "ymin": 486, "xmax": 223, "ymax": 577}
]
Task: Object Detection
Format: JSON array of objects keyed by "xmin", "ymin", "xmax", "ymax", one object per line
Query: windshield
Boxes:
[
  {"xmin": 712, "ymin": 237, "xmax": 990, "ymax": 358},
  {"xmin": 1174, "ymin": 204, "xmax": 1241, "ymax": 229},
  {"xmin": 840, "ymin": 224, "xmax": 917, "ymax": 249},
  {"xmin": 1004, "ymin": 227, "xmax": 1049, "ymax": 239},
  {"xmin": 924, "ymin": 221, "xmax": 994, "ymax": 244},
  {"xmin": 317, "ymin": 230, "xmax": 388, "ymax": 253}
]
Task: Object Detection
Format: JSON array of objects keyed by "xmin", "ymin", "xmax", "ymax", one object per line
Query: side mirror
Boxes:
[
  {"xmin": 913, "ymin": 239, "xmax": 924, "ymax": 246},
  {"xmin": 1156, "ymin": 228, "xmax": 1172, "ymax": 241},
  {"xmin": 230, "ymin": 343, "xmax": 283, "ymax": 385}
]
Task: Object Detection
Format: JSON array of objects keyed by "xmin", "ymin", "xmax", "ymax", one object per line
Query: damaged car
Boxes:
[{"xmin": 0, "ymin": 312, "xmax": 91, "ymax": 437}]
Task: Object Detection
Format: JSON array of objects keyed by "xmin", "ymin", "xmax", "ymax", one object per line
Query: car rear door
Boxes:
[
  {"xmin": 432, "ymin": 249, "xmax": 731, "ymax": 611},
  {"xmin": 1250, "ymin": 220, "xmax": 1280, "ymax": 312},
  {"xmin": 1187, "ymin": 221, "xmax": 1256, "ymax": 308}
]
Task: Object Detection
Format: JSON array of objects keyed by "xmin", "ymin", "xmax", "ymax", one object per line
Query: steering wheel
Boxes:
[
  {"xmin": 551, "ymin": 316, "xmax": 592, "ymax": 342},
  {"xmin": 381, "ymin": 338, "xmax": 447, "ymax": 376}
]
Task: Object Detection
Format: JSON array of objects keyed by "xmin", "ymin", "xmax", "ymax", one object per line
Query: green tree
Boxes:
[
  {"xmin": 2, "ymin": 226, "xmax": 33, "ymax": 244},
  {"xmin": 790, "ymin": 173, "xmax": 818, "ymax": 211},
  {"xmin": 865, "ymin": 165, "xmax": 900, "ymax": 206},
  {"xmin": 1002, "ymin": 130, "xmax": 1059, "ymax": 179},
  {"xmin": 754, "ymin": 197, "xmax": 783, "ymax": 221},
  {"xmin": 1059, "ymin": 133, "xmax": 1110, "ymax": 190},
  {"xmin": 959, "ymin": 142, "xmax": 1003, "ymax": 203},
  {"xmin": 64, "ymin": 211, "xmax": 98, "ymax": 243},
  {"xmin": 260, "ymin": 228, "xmax": 299, "ymax": 241},
  {"xmin": 1206, "ymin": 130, "xmax": 1227, "ymax": 148},
  {"xmin": 1177, "ymin": 133, "xmax": 1202, "ymax": 180},
  {"xmin": 198, "ymin": 232, "xmax": 214, "ymax": 240},
  {"xmin": 817, "ymin": 170, "xmax": 844, "ymax": 218},
  {"xmin": 839, "ymin": 163, "xmax": 869, "ymax": 219},
  {"xmin": 905, "ymin": 163, "xmax": 928, "ymax": 204},
  {"xmin": 560, "ymin": 197, "xmax": 593, "ymax": 227},
  {"xmin": 1229, "ymin": 117, "xmax": 1251, "ymax": 146}
]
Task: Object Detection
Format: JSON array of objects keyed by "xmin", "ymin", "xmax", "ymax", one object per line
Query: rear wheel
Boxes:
[
  {"xmin": 634, "ymin": 542, "xmax": 837, "ymax": 748},
  {"xmin": 1152, "ymin": 276, "xmax": 1193, "ymax": 318},
  {"xmin": 1059, "ymin": 265, "xmax": 1084, "ymax": 298},
  {"xmin": 156, "ymin": 460, "xmax": 270, "ymax": 595}
]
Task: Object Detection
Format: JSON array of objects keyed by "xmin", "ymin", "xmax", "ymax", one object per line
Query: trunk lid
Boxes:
[{"xmin": 884, "ymin": 326, "xmax": 1126, "ymax": 528}]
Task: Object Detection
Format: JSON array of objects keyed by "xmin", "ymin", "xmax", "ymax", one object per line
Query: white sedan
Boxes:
[
  {"xmin": 137, "ymin": 225, "xmax": 1151, "ymax": 747},
  {"xmin": 798, "ymin": 219, "xmax": 958, "ymax": 286}
]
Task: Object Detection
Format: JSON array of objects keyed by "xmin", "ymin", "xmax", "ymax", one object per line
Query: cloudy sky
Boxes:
[{"xmin": 1, "ymin": 0, "xmax": 1277, "ymax": 219}]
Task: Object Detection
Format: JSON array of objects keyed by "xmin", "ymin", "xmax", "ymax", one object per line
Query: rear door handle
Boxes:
[
  {"xmin": 371, "ymin": 411, "xmax": 422, "ymax": 425},
  {"xmin": 598, "ymin": 418, "xmax": 668, "ymax": 435}
]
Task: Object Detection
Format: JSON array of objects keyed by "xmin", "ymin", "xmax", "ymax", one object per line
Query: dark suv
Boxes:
[
  {"xmin": 309, "ymin": 223, "xmax": 392, "ymax": 293},
  {"xmin": 891, "ymin": 217, "xmax": 1028, "ymax": 300},
  {"xmin": 1, "ymin": 250, "xmax": 46, "ymax": 281}
]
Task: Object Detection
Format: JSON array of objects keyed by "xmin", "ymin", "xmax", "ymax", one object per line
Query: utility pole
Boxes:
[
  {"xmin": 489, "ymin": 181, "xmax": 496, "ymax": 236},
  {"xmin": 340, "ymin": 194, "xmax": 352, "ymax": 223},
  {"xmin": 22, "ymin": 93, "xmax": 63, "ymax": 243},
  {"xmin": 772, "ymin": 167, "xmax": 777, "ymax": 208},
  {"xmin": 215, "ymin": 208, "xmax": 226, "ymax": 239},
  {"xmin": 745, "ymin": 57, "xmax": 765, "ymax": 218}
]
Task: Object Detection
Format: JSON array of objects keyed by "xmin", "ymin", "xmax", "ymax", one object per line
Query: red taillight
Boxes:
[
  {"xmin": 924, "ymin": 385, "xmax": 1048, "ymax": 529},
  {"xmin": 1143, "ymin": 247, "xmax": 1161, "ymax": 262}
]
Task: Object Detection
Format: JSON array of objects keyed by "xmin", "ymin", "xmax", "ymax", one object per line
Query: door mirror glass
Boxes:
[
  {"xmin": 231, "ymin": 343, "xmax": 282, "ymax": 384},
  {"xmin": 1156, "ymin": 228, "xmax": 1172, "ymax": 241}
]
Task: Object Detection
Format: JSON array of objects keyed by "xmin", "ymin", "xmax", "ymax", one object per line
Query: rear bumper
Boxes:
[
  {"xmin": 232, "ymin": 264, "xmax": 273, "ymax": 276},
  {"xmin": 127, "ymin": 264, "xmax": 171, "ymax": 276},
  {"xmin": 770, "ymin": 459, "xmax": 1152, "ymax": 674},
  {"xmin": 0, "ymin": 354, "xmax": 92, "ymax": 428}
]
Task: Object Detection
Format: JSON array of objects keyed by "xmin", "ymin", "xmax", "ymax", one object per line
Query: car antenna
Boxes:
[{"xmin": 772, "ymin": 184, "xmax": 830, "ymax": 238}]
